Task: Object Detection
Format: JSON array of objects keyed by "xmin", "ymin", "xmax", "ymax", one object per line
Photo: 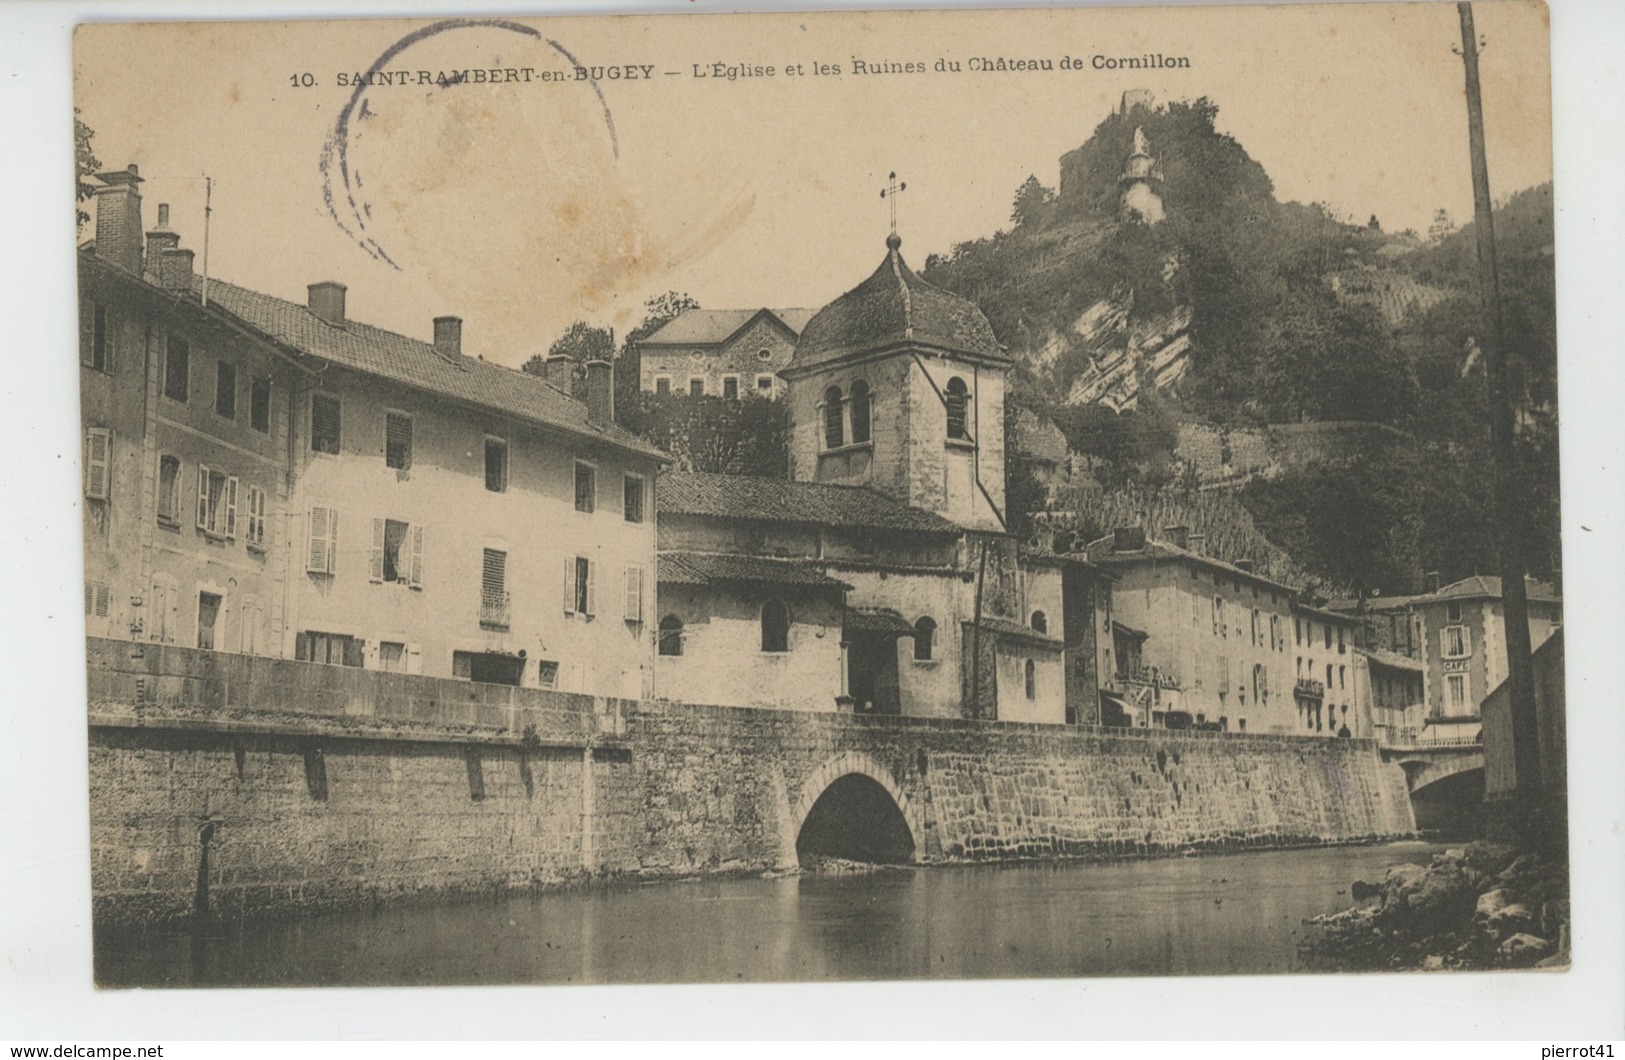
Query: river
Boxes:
[{"xmin": 95, "ymin": 840, "xmax": 1445, "ymax": 987}]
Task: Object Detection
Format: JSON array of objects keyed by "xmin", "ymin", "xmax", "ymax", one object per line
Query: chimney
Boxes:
[
  {"xmin": 1187, "ymin": 532, "xmax": 1206, "ymax": 555},
  {"xmin": 308, "ymin": 282, "xmax": 347, "ymax": 326},
  {"xmin": 1235, "ymin": 559, "xmax": 1255, "ymax": 574},
  {"xmin": 144, "ymin": 202, "xmax": 179, "ymax": 278},
  {"xmin": 1162, "ymin": 525, "xmax": 1189, "ymax": 550},
  {"xmin": 433, "ymin": 316, "xmax": 462, "ymax": 358},
  {"xmin": 545, "ymin": 354, "xmax": 575, "ymax": 392},
  {"xmin": 1424, "ymin": 571, "xmax": 1441, "ymax": 594},
  {"xmin": 1112, "ymin": 527, "xmax": 1146, "ymax": 553},
  {"xmin": 156, "ymin": 247, "xmax": 195, "ymax": 292},
  {"xmin": 94, "ymin": 164, "xmax": 144, "ymax": 274},
  {"xmin": 585, "ymin": 358, "xmax": 614, "ymax": 424}
]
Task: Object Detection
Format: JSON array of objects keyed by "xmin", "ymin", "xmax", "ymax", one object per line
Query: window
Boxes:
[
  {"xmin": 654, "ymin": 376, "xmax": 671, "ymax": 396},
  {"xmin": 87, "ymin": 305, "xmax": 109, "ymax": 372},
  {"xmin": 1213, "ymin": 596, "xmax": 1226, "ymax": 637},
  {"xmin": 1443, "ymin": 625, "xmax": 1470, "ymax": 658},
  {"xmin": 1030, "ymin": 610, "xmax": 1048, "ymax": 634},
  {"xmin": 298, "ymin": 631, "xmax": 363, "ymax": 667},
  {"xmin": 371, "ymin": 518, "xmax": 423, "ymax": 586},
  {"xmin": 306, "ymin": 506, "xmax": 339, "ymax": 574},
  {"xmin": 148, "ymin": 573, "xmax": 179, "ymax": 643},
  {"xmin": 822, "ymin": 385, "xmax": 844, "ymax": 449},
  {"xmin": 194, "ymin": 466, "xmax": 238, "ymax": 538},
  {"xmin": 1326, "ymin": 663, "xmax": 1334, "ymax": 689},
  {"xmin": 722, "ymin": 375, "xmax": 739, "ymax": 400},
  {"xmin": 250, "ymin": 378, "xmax": 271, "ymax": 433},
  {"xmin": 1337, "ymin": 627, "xmax": 1346, "ymax": 653},
  {"xmin": 163, "ymin": 336, "xmax": 189, "ymax": 402},
  {"xmin": 623, "ymin": 564, "xmax": 644, "ymax": 622},
  {"xmin": 565, "ymin": 556, "xmax": 596, "ymax": 616},
  {"xmin": 156, "ymin": 456, "xmax": 181, "ymax": 524},
  {"xmin": 385, "ymin": 413, "xmax": 412, "ymax": 470},
  {"xmin": 756, "ymin": 375, "xmax": 774, "ymax": 394},
  {"xmin": 1253, "ymin": 663, "xmax": 1267, "ymax": 703},
  {"xmin": 574, "ymin": 461, "xmax": 595, "ymax": 512},
  {"xmin": 1446, "ymin": 601, "xmax": 1463, "ymax": 622},
  {"xmin": 623, "ymin": 473, "xmax": 645, "ymax": 523},
  {"xmin": 379, "ymin": 642, "xmax": 407, "ymax": 673},
  {"xmin": 245, "ymin": 485, "xmax": 268, "ymax": 549},
  {"xmin": 1295, "ymin": 618, "xmax": 1303, "ymax": 646},
  {"xmin": 1338, "ymin": 665, "xmax": 1346, "ymax": 690},
  {"xmin": 311, "ymin": 394, "xmax": 341, "ymax": 454},
  {"xmin": 849, "ymin": 380, "xmax": 872, "ymax": 444},
  {"xmin": 485, "ymin": 438, "xmax": 508, "ymax": 492},
  {"xmin": 914, "ymin": 617, "xmax": 936, "ymax": 661},
  {"xmin": 481, "ymin": 548, "xmax": 509, "ymax": 629},
  {"xmin": 537, "ymin": 660, "xmax": 560, "ymax": 689},
  {"xmin": 197, "ymin": 592, "xmax": 222, "ymax": 650},
  {"xmin": 688, "ymin": 377, "xmax": 705, "ymax": 397},
  {"xmin": 761, "ymin": 597, "xmax": 789, "ymax": 653},
  {"xmin": 757, "ymin": 347, "xmax": 772, "ymax": 362},
  {"xmin": 1024, "ymin": 659, "xmax": 1037, "ymax": 699},
  {"xmin": 1445, "ymin": 673, "xmax": 1469, "ymax": 713},
  {"xmin": 84, "ymin": 428, "xmax": 111, "ymax": 501},
  {"xmin": 84, "ymin": 580, "xmax": 110, "ymax": 618},
  {"xmin": 945, "ymin": 377, "xmax": 969, "ymax": 440},
  {"xmin": 1251, "ymin": 608, "xmax": 1261, "ymax": 646},
  {"xmin": 658, "ymin": 615, "xmax": 684, "ymax": 656},
  {"xmin": 1323, "ymin": 624, "xmax": 1332, "ymax": 649},
  {"xmin": 215, "ymin": 361, "xmax": 237, "ymax": 419}
]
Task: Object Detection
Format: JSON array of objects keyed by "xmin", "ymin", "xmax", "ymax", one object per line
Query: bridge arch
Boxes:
[{"xmin": 791, "ymin": 751, "xmax": 922, "ymax": 867}]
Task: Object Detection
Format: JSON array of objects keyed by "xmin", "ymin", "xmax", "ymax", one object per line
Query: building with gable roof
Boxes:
[
  {"xmin": 80, "ymin": 164, "xmax": 668, "ymax": 698},
  {"xmin": 638, "ymin": 307, "xmax": 814, "ymax": 399},
  {"xmin": 652, "ymin": 235, "xmax": 1113, "ymax": 723}
]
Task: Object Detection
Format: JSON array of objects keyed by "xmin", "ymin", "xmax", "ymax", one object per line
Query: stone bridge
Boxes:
[
  {"xmin": 86, "ymin": 638, "xmax": 1417, "ymax": 927},
  {"xmin": 1380, "ymin": 741, "xmax": 1486, "ymax": 797}
]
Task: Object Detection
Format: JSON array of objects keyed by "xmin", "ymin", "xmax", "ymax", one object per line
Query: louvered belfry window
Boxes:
[
  {"xmin": 945, "ymin": 377, "xmax": 969, "ymax": 440},
  {"xmin": 823, "ymin": 386, "xmax": 843, "ymax": 449}
]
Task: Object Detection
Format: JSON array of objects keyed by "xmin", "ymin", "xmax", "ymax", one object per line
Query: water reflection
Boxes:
[{"xmin": 96, "ymin": 841, "xmax": 1444, "ymax": 987}]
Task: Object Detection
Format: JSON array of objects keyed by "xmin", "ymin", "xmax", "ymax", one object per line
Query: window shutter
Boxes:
[
  {"xmin": 585, "ymin": 559, "xmax": 597, "ymax": 616},
  {"xmin": 409, "ymin": 525, "xmax": 424, "ymax": 588},
  {"xmin": 197, "ymin": 465, "xmax": 211, "ymax": 529},
  {"xmin": 224, "ymin": 477, "xmax": 239, "ymax": 539},
  {"xmin": 369, "ymin": 518, "xmax": 385, "ymax": 583},
  {"xmin": 308, "ymin": 507, "xmax": 337, "ymax": 574},
  {"xmin": 563, "ymin": 556, "xmax": 576, "ymax": 614},
  {"xmin": 84, "ymin": 428, "xmax": 111, "ymax": 500},
  {"xmin": 623, "ymin": 564, "xmax": 642, "ymax": 622},
  {"xmin": 166, "ymin": 584, "xmax": 179, "ymax": 644}
]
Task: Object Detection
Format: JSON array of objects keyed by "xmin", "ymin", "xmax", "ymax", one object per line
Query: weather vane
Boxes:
[{"xmin": 880, "ymin": 171, "xmax": 907, "ymax": 238}]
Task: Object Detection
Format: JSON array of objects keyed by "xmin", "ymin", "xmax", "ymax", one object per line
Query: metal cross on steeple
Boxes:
[{"xmin": 880, "ymin": 171, "xmax": 907, "ymax": 238}]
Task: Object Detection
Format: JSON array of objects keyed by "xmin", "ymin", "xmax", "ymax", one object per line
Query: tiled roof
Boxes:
[
  {"xmin": 963, "ymin": 615, "xmax": 1066, "ymax": 651},
  {"xmin": 1330, "ymin": 575, "xmax": 1561, "ymax": 612},
  {"xmin": 192, "ymin": 276, "xmax": 666, "ymax": 461},
  {"xmin": 658, "ymin": 551, "xmax": 850, "ymax": 590},
  {"xmin": 658, "ymin": 471, "xmax": 960, "ymax": 534},
  {"xmin": 790, "ymin": 242, "xmax": 1008, "ymax": 371},
  {"xmin": 1079, "ymin": 535, "xmax": 1298, "ymax": 596},
  {"xmin": 640, "ymin": 308, "xmax": 814, "ymax": 346},
  {"xmin": 1358, "ymin": 646, "xmax": 1425, "ymax": 673},
  {"xmin": 846, "ymin": 608, "xmax": 916, "ymax": 636}
]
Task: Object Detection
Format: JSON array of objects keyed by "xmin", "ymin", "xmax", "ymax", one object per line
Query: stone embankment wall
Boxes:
[{"xmin": 87, "ymin": 639, "xmax": 1414, "ymax": 928}]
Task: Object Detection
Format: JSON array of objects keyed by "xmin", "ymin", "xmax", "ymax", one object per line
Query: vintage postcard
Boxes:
[{"xmin": 74, "ymin": 1, "xmax": 1568, "ymax": 990}]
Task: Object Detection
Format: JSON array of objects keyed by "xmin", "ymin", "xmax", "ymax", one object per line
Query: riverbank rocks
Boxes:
[{"xmin": 1302, "ymin": 840, "xmax": 1570, "ymax": 972}]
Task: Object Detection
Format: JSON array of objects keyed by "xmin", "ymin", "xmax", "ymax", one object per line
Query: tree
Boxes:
[
  {"xmin": 75, "ymin": 109, "xmax": 100, "ymax": 233},
  {"xmin": 1010, "ymin": 175, "xmax": 1054, "ymax": 228},
  {"xmin": 1427, "ymin": 208, "xmax": 1456, "ymax": 245}
]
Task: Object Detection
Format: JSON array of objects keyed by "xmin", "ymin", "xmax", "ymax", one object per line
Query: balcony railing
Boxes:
[
  {"xmin": 1294, "ymin": 677, "xmax": 1325, "ymax": 700},
  {"xmin": 479, "ymin": 589, "xmax": 511, "ymax": 630},
  {"xmin": 1117, "ymin": 664, "xmax": 1181, "ymax": 690}
]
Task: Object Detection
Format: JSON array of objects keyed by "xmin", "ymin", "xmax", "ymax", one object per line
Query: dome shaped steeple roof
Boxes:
[{"xmin": 788, "ymin": 238, "xmax": 1007, "ymax": 372}]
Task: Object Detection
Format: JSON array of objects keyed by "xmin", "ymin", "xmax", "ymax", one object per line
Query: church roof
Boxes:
[
  {"xmin": 658, "ymin": 551, "xmax": 850, "ymax": 591},
  {"xmin": 658, "ymin": 470, "xmax": 959, "ymax": 534},
  {"xmin": 788, "ymin": 238, "xmax": 1007, "ymax": 372}
]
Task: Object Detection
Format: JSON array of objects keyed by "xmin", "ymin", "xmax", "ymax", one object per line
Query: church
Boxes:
[{"xmin": 652, "ymin": 231, "xmax": 1114, "ymax": 724}]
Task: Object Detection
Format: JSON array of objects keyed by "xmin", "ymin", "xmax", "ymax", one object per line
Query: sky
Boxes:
[{"xmin": 74, "ymin": 2, "xmax": 1553, "ymax": 369}]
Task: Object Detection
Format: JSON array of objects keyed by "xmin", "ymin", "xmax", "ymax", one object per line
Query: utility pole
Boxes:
[{"xmin": 1456, "ymin": 2, "xmax": 1543, "ymax": 840}]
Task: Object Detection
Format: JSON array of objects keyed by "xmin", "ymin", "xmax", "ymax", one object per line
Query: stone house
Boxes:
[
  {"xmin": 1333, "ymin": 574, "xmax": 1562, "ymax": 733},
  {"xmin": 1290, "ymin": 602, "xmax": 1367, "ymax": 738},
  {"xmin": 82, "ymin": 164, "xmax": 669, "ymax": 698},
  {"xmin": 638, "ymin": 307, "xmax": 813, "ymax": 400},
  {"xmin": 79, "ymin": 167, "xmax": 304, "ymax": 656},
  {"xmin": 1083, "ymin": 527, "xmax": 1303, "ymax": 735}
]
